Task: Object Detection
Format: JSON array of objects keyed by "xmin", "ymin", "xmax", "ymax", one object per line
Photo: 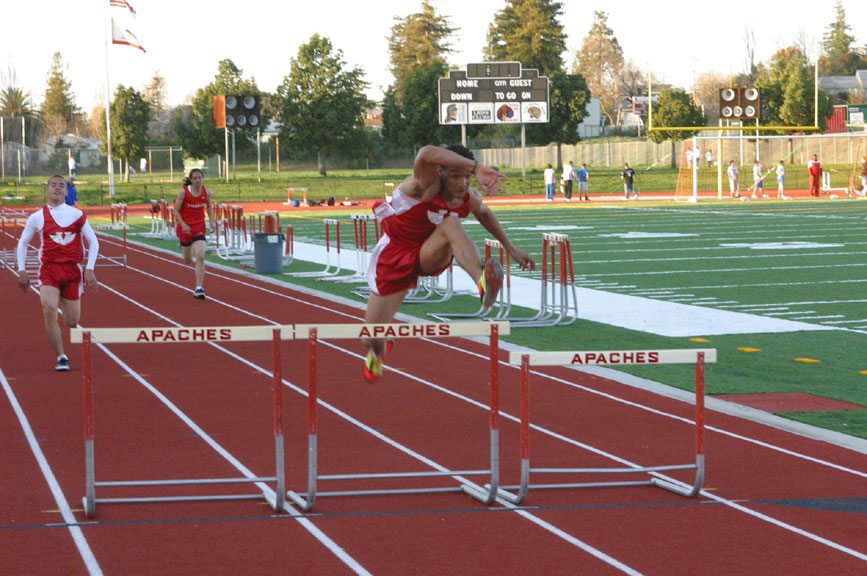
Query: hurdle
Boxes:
[
  {"xmin": 508, "ymin": 232, "xmax": 577, "ymax": 328},
  {"xmin": 285, "ymin": 187, "xmax": 309, "ymax": 206},
  {"xmin": 429, "ymin": 239, "xmax": 510, "ymax": 321},
  {"xmin": 288, "ymin": 218, "xmax": 344, "ymax": 278},
  {"xmin": 497, "ymin": 348, "xmax": 715, "ymax": 504},
  {"xmin": 283, "ymin": 224, "xmax": 294, "ymax": 266},
  {"xmin": 286, "ymin": 321, "xmax": 509, "ymax": 511},
  {"xmin": 330, "ymin": 213, "xmax": 377, "ymax": 283},
  {"xmin": 70, "ymin": 325, "xmax": 292, "ymax": 518}
]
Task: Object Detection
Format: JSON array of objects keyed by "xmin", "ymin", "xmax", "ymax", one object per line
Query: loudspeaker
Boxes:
[
  {"xmin": 225, "ymin": 95, "xmax": 261, "ymax": 129},
  {"xmin": 719, "ymin": 87, "xmax": 760, "ymax": 120}
]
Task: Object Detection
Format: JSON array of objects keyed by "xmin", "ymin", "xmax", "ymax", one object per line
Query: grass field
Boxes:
[
  {"xmin": 96, "ymin": 197, "xmax": 867, "ymax": 439},
  {"xmin": 9, "ymin": 159, "xmax": 858, "ymax": 208}
]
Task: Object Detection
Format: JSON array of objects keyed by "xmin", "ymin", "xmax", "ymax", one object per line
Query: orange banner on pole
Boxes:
[{"xmin": 213, "ymin": 95, "xmax": 226, "ymax": 128}]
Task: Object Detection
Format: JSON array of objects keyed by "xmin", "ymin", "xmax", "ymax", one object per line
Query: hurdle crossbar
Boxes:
[
  {"xmin": 498, "ymin": 348, "xmax": 715, "ymax": 504},
  {"xmin": 71, "ymin": 325, "xmax": 291, "ymax": 518},
  {"xmin": 287, "ymin": 321, "xmax": 509, "ymax": 511},
  {"xmin": 289, "ymin": 219, "xmax": 343, "ymax": 278}
]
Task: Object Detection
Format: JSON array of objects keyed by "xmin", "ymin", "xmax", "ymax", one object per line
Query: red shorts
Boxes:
[
  {"xmin": 177, "ymin": 221, "xmax": 207, "ymax": 246},
  {"xmin": 39, "ymin": 261, "xmax": 83, "ymax": 301},
  {"xmin": 366, "ymin": 235, "xmax": 449, "ymax": 296}
]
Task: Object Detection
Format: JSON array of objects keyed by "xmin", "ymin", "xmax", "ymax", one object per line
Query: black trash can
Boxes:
[{"xmin": 252, "ymin": 232, "xmax": 285, "ymax": 274}]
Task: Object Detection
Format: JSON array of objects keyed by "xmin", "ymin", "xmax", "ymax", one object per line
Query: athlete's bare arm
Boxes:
[
  {"xmin": 401, "ymin": 146, "xmax": 507, "ymax": 201},
  {"xmin": 468, "ymin": 188, "xmax": 536, "ymax": 271},
  {"xmin": 172, "ymin": 188, "xmax": 190, "ymax": 232}
]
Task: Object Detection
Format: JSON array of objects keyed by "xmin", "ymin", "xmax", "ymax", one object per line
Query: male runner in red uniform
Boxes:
[
  {"xmin": 362, "ymin": 144, "xmax": 535, "ymax": 382},
  {"xmin": 17, "ymin": 175, "xmax": 100, "ymax": 371},
  {"xmin": 173, "ymin": 168, "xmax": 214, "ymax": 299}
]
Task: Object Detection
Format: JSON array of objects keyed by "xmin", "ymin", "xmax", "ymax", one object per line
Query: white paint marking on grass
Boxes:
[
  {"xmin": 719, "ymin": 241, "xmax": 845, "ymax": 250},
  {"xmin": 598, "ymin": 232, "xmax": 698, "ymax": 239},
  {"xmin": 509, "ymin": 225, "xmax": 591, "ymax": 231}
]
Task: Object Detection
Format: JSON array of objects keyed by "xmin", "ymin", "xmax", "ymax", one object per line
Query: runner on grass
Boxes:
[{"xmin": 362, "ymin": 144, "xmax": 536, "ymax": 382}]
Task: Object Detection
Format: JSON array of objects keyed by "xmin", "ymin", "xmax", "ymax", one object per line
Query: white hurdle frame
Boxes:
[
  {"xmin": 286, "ymin": 321, "xmax": 509, "ymax": 511},
  {"xmin": 288, "ymin": 219, "xmax": 343, "ymax": 278},
  {"xmin": 71, "ymin": 325, "xmax": 291, "ymax": 518},
  {"xmin": 498, "ymin": 348, "xmax": 715, "ymax": 504}
]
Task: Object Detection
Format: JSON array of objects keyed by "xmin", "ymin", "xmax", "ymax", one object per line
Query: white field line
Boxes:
[{"xmin": 94, "ymin": 237, "xmax": 867, "ymax": 563}]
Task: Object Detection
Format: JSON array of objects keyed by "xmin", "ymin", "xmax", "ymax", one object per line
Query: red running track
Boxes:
[{"xmin": 1, "ymin": 233, "xmax": 865, "ymax": 575}]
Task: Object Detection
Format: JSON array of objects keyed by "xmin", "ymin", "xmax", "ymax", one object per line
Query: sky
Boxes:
[{"xmin": 1, "ymin": 0, "xmax": 864, "ymax": 112}]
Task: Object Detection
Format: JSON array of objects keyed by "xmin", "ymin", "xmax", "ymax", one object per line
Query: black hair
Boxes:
[
  {"xmin": 443, "ymin": 144, "xmax": 475, "ymax": 161},
  {"xmin": 183, "ymin": 168, "xmax": 204, "ymax": 187}
]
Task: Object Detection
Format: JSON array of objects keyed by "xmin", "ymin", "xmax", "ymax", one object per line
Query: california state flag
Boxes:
[{"xmin": 111, "ymin": 18, "xmax": 146, "ymax": 52}]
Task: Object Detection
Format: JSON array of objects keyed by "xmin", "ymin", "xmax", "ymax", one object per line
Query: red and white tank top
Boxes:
[
  {"xmin": 40, "ymin": 205, "xmax": 86, "ymax": 264},
  {"xmin": 373, "ymin": 187, "xmax": 471, "ymax": 246},
  {"xmin": 179, "ymin": 185, "xmax": 209, "ymax": 226}
]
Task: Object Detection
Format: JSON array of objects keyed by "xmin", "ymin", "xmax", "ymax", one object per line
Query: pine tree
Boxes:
[
  {"xmin": 484, "ymin": 0, "xmax": 566, "ymax": 75},
  {"xmin": 41, "ymin": 52, "xmax": 79, "ymax": 139},
  {"xmin": 388, "ymin": 1, "xmax": 455, "ymax": 97}
]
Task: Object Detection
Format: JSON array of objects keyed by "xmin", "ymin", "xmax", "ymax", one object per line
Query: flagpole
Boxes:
[{"xmin": 104, "ymin": 3, "xmax": 116, "ymax": 197}]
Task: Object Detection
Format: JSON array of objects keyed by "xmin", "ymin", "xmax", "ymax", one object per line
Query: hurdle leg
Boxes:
[
  {"xmin": 287, "ymin": 329, "xmax": 318, "ymax": 511},
  {"xmin": 651, "ymin": 352, "xmax": 706, "ymax": 497},
  {"xmin": 82, "ymin": 332, "xmax": 96, "ymax": 518},
  {"xmin": 264, "ymin": 328, "xmax": 286, "ymax": 511},
  {"xmin": 497, "ymin": 353, "xmax": 530, "ymax": 504},
  {"xmin": 462, "ymin": 324, "xmax": 501, "ymax": 504}
]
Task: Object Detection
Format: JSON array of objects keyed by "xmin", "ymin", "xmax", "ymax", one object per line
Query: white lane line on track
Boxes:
[
  {"xmin": 0, "ymin": 368, "xmax": 103, "ymax": 576},
  {"xmin": 101, "ymin": 237, "xmax": 867, "ymax": 562}
]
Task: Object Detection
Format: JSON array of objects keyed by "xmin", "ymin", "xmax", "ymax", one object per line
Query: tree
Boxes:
[
  {"xmin": 693, "ymin": 70, "xmax": 731, "ymax": 122},
  {"xmin": 818, "ymin": 0, "xmax": 862, "ymax": 76},
  {"xmin": 756, "ymin": 47, "xmax": 834, "ymax": 132},
  {"xmin": 275, "ymin": 34, "xmax": 369, "ymax": 175},
  {"xmin": 484, "ymin": 0, "xmax": 566, "ymax": 75},
  {"xmin": 388, "ymin": 0, "xmax": 455, "ymax": 97},
  {"xmin": 176, "ymin": 59, "xmax": 262, "ymax": 161},
  {"xmin": 572, "ymin": 11, "xmax": 624, "ymax": 126},
  {"xmin": 41, "ymin": 52, "xmax": 80, "ymax": 140},
  {"xmin": 526, "ymin": 71, "xmax": 590, "ymax": 168},
  {"xmin": 647, "ymin": 88, "xmax": 705, "ymax": 167},
  {"xmin": 0, "ymin": 65, "xmax": 33, "ymax": 118},
  {"xmin": 99, "ymin": 86, "xmax": 151, "ymax": 181},
  {"xmin": 143, "ymin": 71, "xmax": 171, "ymax": 141}
]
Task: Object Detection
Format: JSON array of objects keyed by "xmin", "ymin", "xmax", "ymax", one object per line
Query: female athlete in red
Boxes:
[
  {"xmin": 17, "ymin": 175, "xmax": 100, "ymax": 371},
  {"xmin": 173, "ymin": 168, "xmax": 214, "ymax": 299},
  {"xmin": 362, "ymin": 144, "xmax": 535, "ymax": 382}
]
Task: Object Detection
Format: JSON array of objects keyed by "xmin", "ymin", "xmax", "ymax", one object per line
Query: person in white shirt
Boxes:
[
  {"xmin": 775, "ymin": 160, "xmax": 786, "ymax": 198},
  {"xmin": 543, "ymin": 163, "xmax": 556, "ymax": 201},
  {"xmin": 686, "ymin": 148, "xmax": 694, "ymax": 169},
  {"xmin": 727, "ymin": 161, "xmax": 740, "ymax": 198},
  {"xmin": 751, "ymin": 160, "xmax": 768, "ymax": 198},
  {"xmin": 17, "ymin": 175, "xmax": 99, "ymax": 371},
  {"xmin": 705, "ymin": 149, "xmax": 713, "ymax": 167}
]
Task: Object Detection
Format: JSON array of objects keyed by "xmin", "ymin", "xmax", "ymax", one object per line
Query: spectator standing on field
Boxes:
[
  {"xmin": 68, "ymin": 155, "xmax": 77, "ymax": 178},
  {"xmin": 751, "ymin": 160, "xmax": 767, "ymax": 199},
  {"xmin": 562, "ymin": 161, "xmax": 576, "ymax": 201},
  {"xmin": 576, "ymin": 163, "xmax": 590, "ymax": 201},
  {"xmin": 807, "ymin": 154, "xmax": 822, "ymax": 197},
  {"xmin": 776, "ymin": 160, "xmax": 787, "ymax": 199},
  {"xmin": 727, "ymin": 160, "xmax": 740, "ymax": 198},
  {"xmin": 543, "ymin": 163, "xmax": 556, "ymax": 201},
  {"xmin": 705, "ymin": 149, "xmax": 713, "ymax": 167},
  {"xmin": 65, "ymin": 176, "xmax": 78, "ymax": 207},
  {"xmin": 621, "ymin": 163, "xmax": 637, "ymax": 199}
]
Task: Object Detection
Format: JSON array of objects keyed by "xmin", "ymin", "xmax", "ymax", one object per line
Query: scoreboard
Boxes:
[{"xmin": 438, "ymin": 62, "xmax": 550, "ymax": 125}]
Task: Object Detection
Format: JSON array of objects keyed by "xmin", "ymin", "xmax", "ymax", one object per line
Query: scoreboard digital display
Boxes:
[{"xmin": 438, "ymin": 62, "xmax": 550, "ymax": 125}]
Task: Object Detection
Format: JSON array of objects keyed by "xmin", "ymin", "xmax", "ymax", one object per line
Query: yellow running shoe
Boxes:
[
  {"xmin": 363, "ymin": 350, "xmax": 383, "ymax": 383},
  {"xmin": 478, "ymin": 257, "xmax": 504, "ymax": 308}
]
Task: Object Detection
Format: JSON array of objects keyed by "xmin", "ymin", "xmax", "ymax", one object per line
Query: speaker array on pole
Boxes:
[
  {"xmin": 225, "ymin": 95, "xmax": 261, "ymax": 128},
  {"xmin": 719, "ymin": 87, "xmax": 760, "ymax": 120}
]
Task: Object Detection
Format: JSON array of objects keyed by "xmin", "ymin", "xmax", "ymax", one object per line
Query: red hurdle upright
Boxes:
[
  {"xmin": 497, "ymin": 348, "xmax": 715, "ymax": 504},
  {"xmin": 287, "ymin": 321, "xmax": 509, "ymax": 511}
]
